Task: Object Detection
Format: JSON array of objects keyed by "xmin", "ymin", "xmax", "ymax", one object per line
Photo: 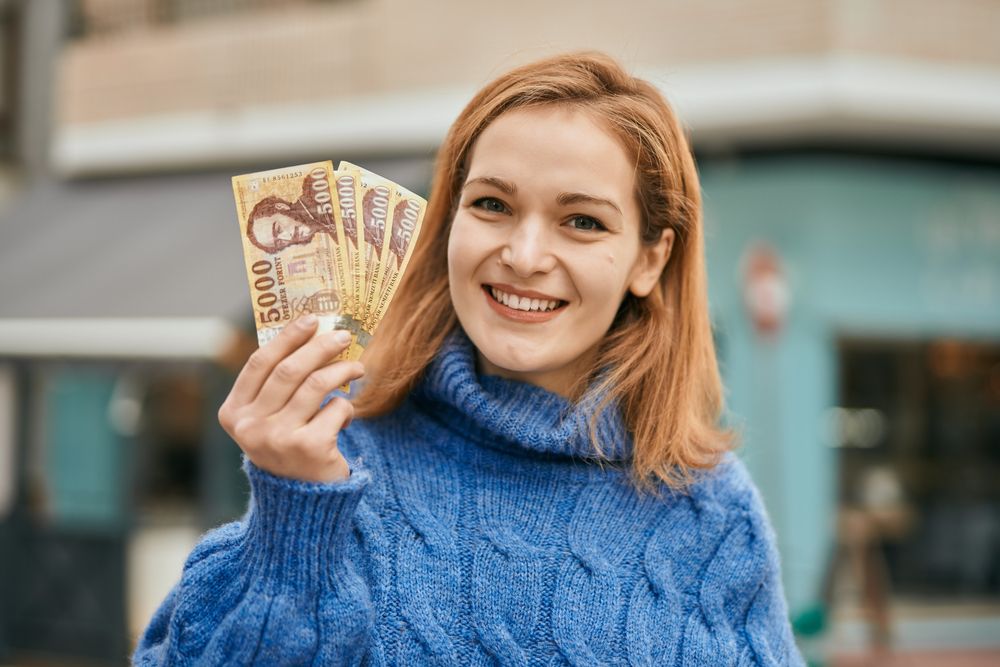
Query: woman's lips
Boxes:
[
  {"xmin": 482, "ymin": 285, "xmax": 566, "ymax": 323},
  {"xmin": 487, "ymin": 282, "xmax": 562, "ymax": 301}
]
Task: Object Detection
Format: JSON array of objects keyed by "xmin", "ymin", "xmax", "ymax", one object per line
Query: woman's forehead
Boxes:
[
  {"xmin": 466, "ymin": 107, "xmax": 634, "ymax": 197},
  {"xmin": 463, "ymin": 106, "xmax": 638, "ymax": 217}
]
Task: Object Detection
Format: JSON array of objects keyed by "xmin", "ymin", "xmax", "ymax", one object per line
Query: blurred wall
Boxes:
[
  {"xmin": 57, "ymin": 0, "xmax": 1000, "ymax": 127},
  {"xmin": 52, "ymin": 0, "xmax": 1000, "ymax": 175}
]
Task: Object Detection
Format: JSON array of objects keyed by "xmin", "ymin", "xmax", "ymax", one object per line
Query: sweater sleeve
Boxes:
[
  {"xmin": 132, "ymin": 455, "xmax": 374, "ymax": 666},
  {"xmin": 740, "ymin": 550, "xmax": 805, "ymax": 667},
  {"xmin": 706, "ymin": 460, "xmax": 806, "ymax": 666}
]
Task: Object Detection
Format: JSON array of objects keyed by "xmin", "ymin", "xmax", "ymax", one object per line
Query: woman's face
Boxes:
[{"xmin": 447, "ymin": 105, "xmax": 673, "ymax": 396}]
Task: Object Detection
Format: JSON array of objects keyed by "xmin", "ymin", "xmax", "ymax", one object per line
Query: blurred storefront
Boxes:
[
  {"xmin": 0, "ymin": 0, "xmax": 999, "ymax": 664},
  {"xmin": 700, "ymin": 153, "xmax": 1000, "ymax": 661}
]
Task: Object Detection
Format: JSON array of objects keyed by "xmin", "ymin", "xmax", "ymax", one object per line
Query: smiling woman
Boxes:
[
  {"xmin": 447, "ymin": 105, "xmax": 672, "ymax": 397},
  {"xmin": 134, "ymin": 52, "xmax": 805, "ymax": 666},
  {"xmin": 356, "ymin": 54, "xmax": 724, "ymax": 486}
]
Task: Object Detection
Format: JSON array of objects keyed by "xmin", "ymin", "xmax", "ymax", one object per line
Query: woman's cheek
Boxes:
[
  {"xmin": 447, "ymin": 216, "xmax": 483, "ymax": 316},
  {"xmin": 447, "ymin": 217, "xmax": 469, "ymax": 278}
]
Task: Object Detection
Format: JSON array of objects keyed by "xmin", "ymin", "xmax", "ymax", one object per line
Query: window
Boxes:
[{"xmin": 835, "ymin": 338, "xmax": 1000, "ymax": 602}]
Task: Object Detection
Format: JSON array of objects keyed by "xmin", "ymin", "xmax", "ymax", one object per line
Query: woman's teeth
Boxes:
[{"xmin": 490, "ymin": 287, "xmax": 561, "ymax": 312}]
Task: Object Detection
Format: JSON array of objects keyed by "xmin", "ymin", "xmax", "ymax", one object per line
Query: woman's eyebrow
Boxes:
[
  {"xmin": 464, "ymin": 176, "xmax": 516, "ymax": 195},
  {"xmin": 464, "ymin": 178, "xmax": 622, "ymax": 216},
  {"xmin": 557, "ymin": 192, "xmax": 622, "ymax": 216}
]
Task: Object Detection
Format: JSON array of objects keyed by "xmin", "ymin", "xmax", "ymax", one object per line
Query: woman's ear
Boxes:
[{"xmin": 628, "ymin": 227, "xmax": 675, "ymax": 298}]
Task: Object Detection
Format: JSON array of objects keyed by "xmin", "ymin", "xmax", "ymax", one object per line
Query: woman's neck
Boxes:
[{"xmin": 474, "ymin": 346, "xmax": 597, "ymax": 401}]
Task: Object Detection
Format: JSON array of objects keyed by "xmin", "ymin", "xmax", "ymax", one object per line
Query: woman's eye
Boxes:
[
  {"xmin": 568, "ymin": 215, "xmax": 605, "ymax": 231},
  {"xmin": 473, "ymin": 197, "xmax": 508, "ymax": 214}
]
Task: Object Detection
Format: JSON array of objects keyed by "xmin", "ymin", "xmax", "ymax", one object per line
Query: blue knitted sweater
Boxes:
[{"xmin": 134, "ymin": 331, "xmax": 804, "ymax": 665}]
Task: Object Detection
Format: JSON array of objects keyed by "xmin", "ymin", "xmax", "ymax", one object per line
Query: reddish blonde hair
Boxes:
[{"xmin": 354, "ymin": 51, "xmax": 734, "ymax": 493}]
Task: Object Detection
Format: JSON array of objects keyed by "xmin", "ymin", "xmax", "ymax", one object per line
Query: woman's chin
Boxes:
[
  {"xmin": 479, "ymin": 354, "xmax": 534, "ymax": 377},
  {"xmin": 475, "ymin": 344, "xmax": 548, "ymax": 379},
  {"xmin": 477, "ymin": 347, "xmax": 574, "ymax": 383}
]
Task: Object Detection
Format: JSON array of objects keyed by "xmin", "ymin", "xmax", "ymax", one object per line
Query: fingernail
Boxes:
[
  {"xmin": 335, "ymin": 330, "xmax": 351, "ymax": 345},
  {"xmin": 299, "ymin": 314, "xmax": 317, "ymax": 328}
]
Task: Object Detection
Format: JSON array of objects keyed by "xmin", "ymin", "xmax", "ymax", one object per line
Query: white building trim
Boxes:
[
  {"xmin": 0, "ymin": 318, "xmax": 236, "ymax": 359},
  {"xmin": 53, "ymin": 55, "xmax": 1000, "ymax": 176}
]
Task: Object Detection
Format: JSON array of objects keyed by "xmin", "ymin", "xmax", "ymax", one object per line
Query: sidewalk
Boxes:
[{"xmin": 833, "ymin": 648, "xmax": 1000, "ymax": 666}]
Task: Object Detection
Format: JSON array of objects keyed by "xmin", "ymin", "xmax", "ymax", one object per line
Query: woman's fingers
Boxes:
[
  {"xmin": 217, "ymin": 316, "xmax": 362, "ymax": 484},
  {"xmin": 295, "ymin": 395, "xmax": 356, "ymax": 449},
  {"xmin": 225, "ymin": 315, "xmax": 319, "ymax": 406},
  {"xmin": 246, "ymin": 395, "xmax": 355, "ymax": 483},
  {"xmin": 281, "ymin": 358, "xmax": 365, "ymax": 424},
  {"xmin": 251, "ymin": 329, "xmax": 354, "ymax": 415}
]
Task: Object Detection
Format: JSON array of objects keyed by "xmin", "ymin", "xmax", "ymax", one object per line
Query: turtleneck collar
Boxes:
[{"xmin": 411, "ymin": 328, "xmax": 632, "ymax": 461}]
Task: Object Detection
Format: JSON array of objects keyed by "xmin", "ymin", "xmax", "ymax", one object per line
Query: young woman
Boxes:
[{"xmin": 135, "ymin": 52, "xmax": 804, "ymax": 665}]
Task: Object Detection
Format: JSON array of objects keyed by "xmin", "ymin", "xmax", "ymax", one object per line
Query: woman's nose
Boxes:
[{"xmin": 499, "ymin": 218, "xmax": 556, "ymax": 277}]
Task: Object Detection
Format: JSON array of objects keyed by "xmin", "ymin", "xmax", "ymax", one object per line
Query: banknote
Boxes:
[
  {"xmin": 368, "ymin": 186, "xmax": 427, "ymax": 331},
  {"xmin": 232, "ymin": 161, "xmax": 347, "ymax": 346},
  {"xmin": 334, "ymin": 162, "xmax": 365, "ymax": 332},
  {"xmin": 328, "ymin": 172, "xmax": 352, "ymax": 318},
  {"xmin": 343, "ymin": 161, "xmax": 396, "ymax": 329},
  {"xmin": 344, "ymin": 163, "xmax": 425, "ymax": 330},
  {"xmin": 232, "ymin": 160, "xmax": 426, "ymax": 370}
]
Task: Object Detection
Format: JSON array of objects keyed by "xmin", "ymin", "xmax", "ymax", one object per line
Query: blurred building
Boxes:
[{"xmin": 0, "ymin": 0, "xmax": 998, "ymax": 664}]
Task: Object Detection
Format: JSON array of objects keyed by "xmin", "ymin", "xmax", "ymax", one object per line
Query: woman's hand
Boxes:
[{"xmin": 218, "ymin": 314, "xmax": 365, "ymax": 483}]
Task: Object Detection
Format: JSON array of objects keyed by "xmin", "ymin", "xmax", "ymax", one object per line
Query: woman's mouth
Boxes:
[{"xmin": 482, "ymin": 284, "xmax": 567, "ymax": 322}]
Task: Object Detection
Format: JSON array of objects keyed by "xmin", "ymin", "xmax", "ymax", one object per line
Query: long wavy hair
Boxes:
[{"xmin": 354, "ymin": 51, "xmax": 734, "ymax": 493}]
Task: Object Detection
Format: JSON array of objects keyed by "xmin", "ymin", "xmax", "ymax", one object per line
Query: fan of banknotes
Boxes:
[{"xmin": 232, "ymin": 160, "xmax": 427, "ymax": 365}]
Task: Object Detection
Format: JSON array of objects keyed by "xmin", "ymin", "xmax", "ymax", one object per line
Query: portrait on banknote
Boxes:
[{"xmin": 244, "ymin": 169, "xmax": 339, "ymax": 253}]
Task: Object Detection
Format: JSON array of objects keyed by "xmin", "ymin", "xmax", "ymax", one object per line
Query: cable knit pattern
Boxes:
[{"xmin": 134, "ymin": 329, "xmax": 804, "ymax": 666}]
